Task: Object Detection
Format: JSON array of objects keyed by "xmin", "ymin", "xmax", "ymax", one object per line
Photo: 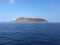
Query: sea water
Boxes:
[{"xmin": 0, "ymin": 22, "xmax": 60, "ymax": 45}]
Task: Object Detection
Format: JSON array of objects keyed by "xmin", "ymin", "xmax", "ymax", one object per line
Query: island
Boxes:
[{"xmin": 11, "ymin": 17, "xmax": 47, "ymax": 22}]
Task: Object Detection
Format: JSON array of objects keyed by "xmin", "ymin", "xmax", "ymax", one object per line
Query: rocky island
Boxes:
[{"xmin": 11, "ymin": 17, "xmax": 47, "ymax": 22}]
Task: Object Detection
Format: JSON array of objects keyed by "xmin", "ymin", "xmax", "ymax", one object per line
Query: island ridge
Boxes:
[{"xmin": 11, "ymin": 17, "xmax": 47, "ymax": 22}]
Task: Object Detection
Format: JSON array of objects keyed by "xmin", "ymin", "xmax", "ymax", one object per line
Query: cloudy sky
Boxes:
[{"xmin": 0, "ymin": 0, "xmax": 60, "ymax": 22}]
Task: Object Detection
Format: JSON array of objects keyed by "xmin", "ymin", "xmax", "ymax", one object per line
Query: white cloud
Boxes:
[
  {"xmin": 8, "ymin": 0, "xmax": 15, "ymax": 5},
  {"xmin": 11, "ymin": 18, "xmax": 16, "ymax": 20},
  {"xmin": 0, "ymin": 18, "xmax": 4, "ymax": 21}
]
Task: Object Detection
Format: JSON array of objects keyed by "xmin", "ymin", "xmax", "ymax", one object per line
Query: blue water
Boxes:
[{"xmin": 0, "ymin": 22, "xmax": 60, "ymax": 45}]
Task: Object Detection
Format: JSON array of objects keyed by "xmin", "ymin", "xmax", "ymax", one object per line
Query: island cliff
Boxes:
[{"xmin": 11, "ymin": 17, "xmax": 47, "ymax": 22}]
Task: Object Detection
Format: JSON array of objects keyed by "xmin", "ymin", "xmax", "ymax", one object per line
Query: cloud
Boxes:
[
  {"xmin": 8, "ymin": 0, "xmax": 15, "ymax": 5},
  {"xmin": 11, "ymin": 18, "xmax": 16, "ymax": 20},
  {"xmin": 0, "ymin": 18, "xmax": 4, "ymax": 21}
]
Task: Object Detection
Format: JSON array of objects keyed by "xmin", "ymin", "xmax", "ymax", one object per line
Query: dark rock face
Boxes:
[{"xmin": 11, "ymin": 17, "xmax": 47, "ymax": 22}]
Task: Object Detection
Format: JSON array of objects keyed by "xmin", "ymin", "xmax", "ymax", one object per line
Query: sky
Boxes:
[{"xmin": 0, "ymin": 0, "xmax": 60, "ymax": 22}]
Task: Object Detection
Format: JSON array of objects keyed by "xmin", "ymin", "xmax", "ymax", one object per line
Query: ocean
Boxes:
[{"xmin": 0, "ymin": 22, "xmax": 60, "ymax": 45}]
